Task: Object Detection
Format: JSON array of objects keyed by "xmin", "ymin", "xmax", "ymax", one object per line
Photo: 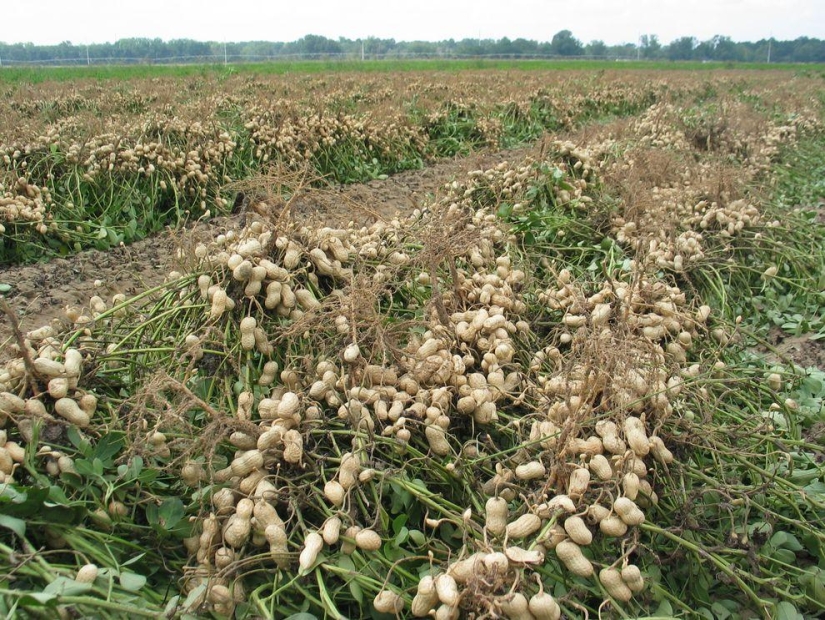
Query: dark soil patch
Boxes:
[
  {"xmin": 814, "ymin": 201, "xmax": 825, "ymax": 225},
  {"xmin": 803, "ymin": 421, "xmax": 825, "ymax": 447},
  {"xmin": 760, "ymin": 326, "xmax": 825, "ymax": 371}
]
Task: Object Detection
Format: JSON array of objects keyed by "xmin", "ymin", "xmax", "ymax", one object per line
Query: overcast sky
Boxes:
[{"xmin": 1, "ymin": 0, "xmax": 822, "ymax": 46}]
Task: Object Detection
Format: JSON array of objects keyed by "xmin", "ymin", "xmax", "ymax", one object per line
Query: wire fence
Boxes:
[{"xmin": 0, "ymin": 51, "xmax": 649, "ymax": 67}]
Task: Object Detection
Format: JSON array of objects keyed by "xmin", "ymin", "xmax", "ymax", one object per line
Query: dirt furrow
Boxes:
[{"xmin": 1, "ymin": 143, "xmax": 540, "ymax": 352}]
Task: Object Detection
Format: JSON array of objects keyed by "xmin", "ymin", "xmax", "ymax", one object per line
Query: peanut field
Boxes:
[{"xmin": 0, "ymin": 65, "xmax": 824, "ymax": 620}]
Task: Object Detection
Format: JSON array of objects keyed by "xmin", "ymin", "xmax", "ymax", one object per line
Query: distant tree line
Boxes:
[{"xmin": 1, "ymin": 31, "xmax": 823, "ymax": 65}]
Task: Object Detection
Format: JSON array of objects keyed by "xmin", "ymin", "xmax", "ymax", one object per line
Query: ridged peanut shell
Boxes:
[
  {"xmin": 613, "ymin": 497, "xmax": 645, "ymax": 526},
  {"xmin": 505, "ymin": 513, "xmax": 542, "ymax": 539},
  {"xmin": 600, "ymin": 567, "xmax": 633, "ymax": 602},
  {"xmin": 555, "ymin": 540, "xmax": 593, "ymax": 577},
  {"xmin": 622, "ymin": 564, "xmax": 646, "ymax": 592},
  {"xmin": 563, "ymin": 516, "xmax": 593, "ymax": 546}
]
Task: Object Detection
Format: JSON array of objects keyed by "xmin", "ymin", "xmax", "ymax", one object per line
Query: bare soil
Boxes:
[
  {"xmin": 764, "ymin": 326, "xmax": 825, "ymax": 371},
  {"xmin": 0, "ymin": 143, "xmax": 541, "ymax": 356}
]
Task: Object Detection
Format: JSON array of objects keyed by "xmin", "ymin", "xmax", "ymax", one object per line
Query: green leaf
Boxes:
[
  {"xmin": 121, "ymin": 553, "xmax": 147, "ymax": 567},
  {"xmin": 234, "ymin": 602, "xmax": 255, "ymax": 620},
  {"xmin": 775, "ymin": 601, "xmax": 803, "ymax": 620},
  {"xmin": 119, "ymin": 572, "xmax": 147, "ymax": 592},
  {"xmin": 710, "ymin": 600, "xmax": 739, "ymax": 619},
  {"xmin": 67, "ymin": 426, "xmax": 91, "ymax": 455},
  {"xmin": 382, "ymin": 545, "xmax": 411, "ymax": 563},
  {"xmin": 0, "ymin": 484, "xmax": 28, "ymax": 504},
  {"xmin": 0, "ymin": 283, "xmax": 11, "ymax": 294},
  {"xmin": 653, "ymin": 600, "xmax": 674, "ymax": 616},
  {"xmin": 771, "ymin": 548, "xmax": 796, "ymax": 564},
  {"xmin": 801, "ymin": 567, "xmax": 825, "ymax": 606},
  {"xmin": 394, "ymin": 526, "xmax": 409, "ymax": 546},
  {"xmin": 771, "ymin": 530, "xmax": 804, "ymax": 551},
  {"xmin": 801, "ymin": 375, "xmax": 823, "ymax": 394},
  {"xmin": 107, "ymin": 227, "xmax": 122, "ymax": 245},
  {"xmin": 0, "ymin": 514, "xmax": 26, "ymax": 537},
  {"xmin": 0, "ymin": 484, "xmax": 82, "ymax": 524},
  {"xmin": 73, "ymin": 459, "xmax": 98, "ymax": 477},
  {"xmin": 18, "ymin": 592, "xmax": 58, "ymax": 607},
  {"xmin": 348, "ymin": 579, "xmax": 364, "ymax": 605},
  {"xmin": 147, "ymin": 497, "xmax": 185, "ymax": 534},
  {"xmin": 158, "ymin": 497, "xmax": 185, "ymax": 530},
  {"xmin": 388, "ymin": 482, "xmax": 411, "ymax": 513},
  {"xmin": 789, "ymin": 468, "xmax": 820, "ymax": 484},
  {"xmin": 146, "ymin": 502, "xmax": 160, "ymax": 527},
  {"xmin": 125, "ymin": 456, "xmax": 144, "ymax": 480},
  {"xmin": 409, "ymin": 478, "xmax": 430, "ymax": 495},
  {"xmin": 748, "ymin": 521, "xmax": 772, "ymax": 538},
  {"xmin": 336, "ymin": 555, "xmax": 355, "ymax": 572},
  {"xmin": 408, "ymin": 529, "xmax": 426, "ymax": 547},
  {"xmin": 93, "ymin": 432, "xmax": 125, "ymax": 464},
  {"xmin": 391, "ymin": 513, "xmax": 407, "ymax": 535},
  {"xmin": 43, "ymin": 576, "xmax": 92, "ymax": 597},
  {"xmin": 283, "ymin": 614, "xmax": 319, "ymax": 620}
]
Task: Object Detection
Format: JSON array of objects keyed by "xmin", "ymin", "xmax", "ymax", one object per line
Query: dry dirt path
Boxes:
[{"xmin": 0, "ymin": 143, "xmax": 543, "ymax": 353}]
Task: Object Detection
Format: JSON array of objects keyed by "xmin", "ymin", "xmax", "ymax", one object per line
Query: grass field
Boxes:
[
  {"xmin": 0, "ymin": 66, "xmax": 823, "ymax": 619},
  {"xmin": 0, "ymin": 58, "xmax": 813, "ymax": 84}
]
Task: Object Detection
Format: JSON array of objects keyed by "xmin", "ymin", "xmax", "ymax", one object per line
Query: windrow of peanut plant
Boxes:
[
  {"xmin": 0, "ymin": 70, "xmax": 813, "ymax": 265},
  {"xmin": 1, "ymin": 71, "xmax": 824, "ymax": 620}
]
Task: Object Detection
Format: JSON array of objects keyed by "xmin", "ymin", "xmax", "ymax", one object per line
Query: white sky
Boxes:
[{"xmin": 1, "ymin": 0, "xmax": 822, "ymax": 46}]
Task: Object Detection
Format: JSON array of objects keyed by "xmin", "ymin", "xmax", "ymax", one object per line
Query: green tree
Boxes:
[
  {"xmin": 709, "ymin": 35, "xmax": 739, "ymax": 61},
  {"xmin": 398, "ymin": 41, "xmax": 434, "ymax": 58},
  {"xmin": 550, "ymin": 30, "xmax": 584, "ymax": 56},
  {"xmin": 511, "ymin": 38, "xmax": 538, "ymax": 57},
  {"xmin": 607, "ymin": 43, "xmax": 637, "ymax": 60},
  {"xmin": 640, "ymin": 34, "xmax": 662, "ymax": 59},
  {"xmin": 585, "ymin": 40, "xmax": 608, "ymax": 58},
  {"xmin": 666, "ymin": 36, "xmax": 696, "ymax": 60},
  {"xmin": 286, "ymin": 35, "xmax": 343, "ymax": 57},
  {"xmin": 362, "ymin": 37, "xmax": 396, "ymax": 58},
  {"xmin": 4, "ymin": 33, "xmax": 824, "ymax": 67},
  {"xmin": 496, "ymin": 37, "xmax": 515, "ymax": 56}
]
